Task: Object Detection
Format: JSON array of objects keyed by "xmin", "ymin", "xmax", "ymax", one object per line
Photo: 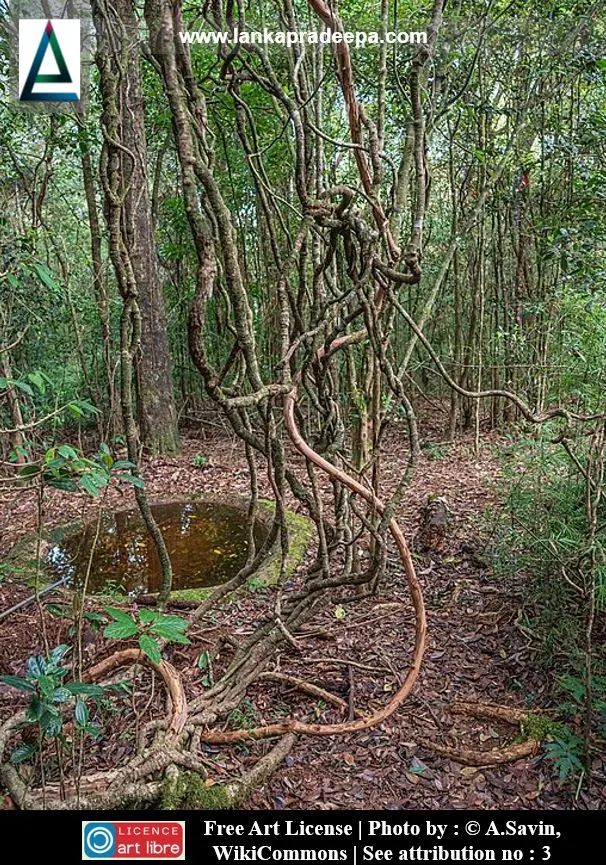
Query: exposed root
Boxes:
[
  {"xmin": 426, "ymin": 738, "xmax": 540, "ymax": 766},
  {"xmin": 259, "ymin": 671, "xmax": 365, "ymax": 717},
  {"xmin": 226, "ymin": 360, "xmax": 425, "ymax": 745},
  {"xmin": 86, "ymin": 648, "xmax": 187, "ymax": 736},
  {"xmin": 425, "ymin": 700, "xmax": 544, "ymax": 766},
  {"xmin": 450, "ymin": 701, "xmax": 536, "ymax": 725},
  {"xmin": 306, "ymin": 656, "xmax": 389, "ymax": 674},
  {"xmin": 274, "ymin": 617, "xmax": 302, "ymax": 652},
  {"xmin": 225, "ymin": 734, "xmax": 296, "ymax": 807}
]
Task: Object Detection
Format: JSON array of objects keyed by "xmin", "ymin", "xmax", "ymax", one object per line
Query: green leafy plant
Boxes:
[
  {"xmin": 492, "ymin": 437, "xmax": 604, "ymax": 667},
  {"xmin": 0, "ymin": 645, "xmax": 105, "ymax": 763},
  {"xmin": 422, "ymin": 441, "xmax": 446, "ymax": 460},
  {"xmin": 192, "ymin": 454, "xmax": 208, "ymax": 469},
  {"xmin": 0, "ymin": 560, "xmax": 36, "ymax": 583},
  {"xmin": 520, "ymin": 713, "xmax": 563, "ymax": 743},
  {"xmin": 1, "ymin": 366, "xmax": 100, "ymax": 446},
  {"xmin": 558, "ymin": 672, "xmax": 606, "ymax": 728},
  {"xmin": 197, "ymin": 650, "xmax": 211, "ymax": 687},
  {"xmin": 246, "ymin": 574, "xmax": 267, "ymax": 593},
  {"xmin": 103, "ymin": 607, "xmax": 190, "ymax": 664},
  {"xmin": 544, "ymin": 729, "xmax": 585, "ymax": 782},
  {"xmin": 46, "ymin": 604, "xmax": 107, "ymax": 637},
  {"xmin": 228, "ymin": 699, "xmax": 258, "ymax": 730},
  {"xmin": 16, "ymin": 441, "xmax": 144, "ymax": 497}
]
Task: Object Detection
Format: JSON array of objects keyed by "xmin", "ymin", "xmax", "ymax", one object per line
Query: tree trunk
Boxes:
[
  {"xmin": 92, "ymin": 0, "xmax": 179, "ymax": 454},
  {"xmin": 0, "ymin": 350, "xmax": 26, "ymax": 463},
  {"xmin": 78, "ymin": 126, "xmax": 117, "ymax": 436}
]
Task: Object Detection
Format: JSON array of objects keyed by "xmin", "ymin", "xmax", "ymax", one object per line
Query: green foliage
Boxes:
[
  {"xmin": 103, "ymin": 606, "xmax": 190, "ymax": 664},
  {"xmin": 0, "ymin": 561, "xmax": 31, "ymax": 585},
  {"xmin": 492, "ymin": 433, "xmax": 606, "ymax": 783},
  {"xmin": 103, "ymin": 607, "xmax": 140, "ymax": 640},
  {"xmin": 15, "ymin": 440, "xmax": 143, "ymax": 497},
  {"xmin": 544, "ymin": 730, "xmax": 585, "ymax": 782},
  {"xmin": 46, "ymin": 604, "xmax": 107, "ymax": 637},
  {"xmin": 520, "ymin": 713, "xmax": 563, "ymax": 742},
  {"xmin": 228, "ymin": 698, "xmax": 258, "ymax": 731},
  {"xmin": 1, "ymin": 250, "xmax": 102, "ymax": 424},
  {"xmin": 197, "ymin": 650, "xmax": 211, "ymax": 687},
  {"xmin": 1, "ymin": 0, "xmax": 605, "ymax": 801},
  {"xmin": 558, "ymin": 673, "xmax": 606, "ymax": 729},
  {"xmin": 0, "ymin": 645, "xmax": 105, "ymax": 763},
  {"xmin": 422, "ymin": 441, "xmax": 447, "ymax": 461},
  {"xmin": 493, "ymin": 436, "xmax": 606, "ymax": 666},
  {"xmin": 0, "ymin": 364, "xmax": 99, "ymax": 460},
  {"xmin": 246, "ymin": 574, "xmax": 267, "ymax": 593}
]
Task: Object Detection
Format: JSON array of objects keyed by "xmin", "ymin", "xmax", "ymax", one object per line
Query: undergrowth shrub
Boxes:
[
  {"xmin": 493, "ymin": 434, "xmax": 605, "ymax": 669},
  {"xmin": 490, "ymin": 432, "xmax": 606, "ymax": 778}
]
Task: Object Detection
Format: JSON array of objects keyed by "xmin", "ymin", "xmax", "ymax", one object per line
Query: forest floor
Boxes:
[{"xmin": 0, "ymin": 414, "xmax": 604, "ymax": 810}]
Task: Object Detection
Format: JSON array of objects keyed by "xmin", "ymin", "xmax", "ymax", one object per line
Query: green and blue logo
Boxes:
[{"xmin": 19, "ymin": 19, "xmax": 80, "ymax": 102}]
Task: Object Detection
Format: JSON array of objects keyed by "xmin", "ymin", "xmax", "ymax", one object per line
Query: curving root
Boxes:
[
  {"xmin": 425, "ymin": 700, "xmax": 541, "ymax": 766},
  {"xmin": 426, "ymin": 739, "xmax": 540, "ymax": 767},
  {"xmin": 85, "ymin": 648, "xmax": 188, "ymax": 736}
]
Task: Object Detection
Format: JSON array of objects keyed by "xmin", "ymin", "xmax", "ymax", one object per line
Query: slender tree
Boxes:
[{"xmin": 91, "ymin": 0, "xmax": 179, "ymax": 454}]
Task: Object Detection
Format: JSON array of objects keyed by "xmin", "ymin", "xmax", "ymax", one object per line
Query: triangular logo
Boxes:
[{"xmin": 19, "ymin": 19, "xmax": 80, "ymax": 102}]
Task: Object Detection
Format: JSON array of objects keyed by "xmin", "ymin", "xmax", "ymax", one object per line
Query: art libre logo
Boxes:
[
  {"xmin": 19, "ymin": 19, "xmax": 80, "ymax": 102},
  {"xmin": 82, "ymin": 821, "xmax": 185, "ymax": 860}
]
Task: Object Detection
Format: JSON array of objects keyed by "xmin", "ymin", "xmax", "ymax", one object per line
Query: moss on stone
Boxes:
[
  {"xmin": 247, "ymin": 500, "xmax": 314, "ymax": 590},
  {"xmin": 170, "ymin": 587, "xmax": 214, "ymax": 603},
  {"xmin": 520, "ymin": 713, "xmax": 563, "ymax": 742},
  {"xmin": 160, "ymin": 771, "xmax": 231, "ymax": 810}
]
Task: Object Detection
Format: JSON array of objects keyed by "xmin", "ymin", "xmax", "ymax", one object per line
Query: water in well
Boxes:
[{"xmin": 45, "ymin": 501, "xmax": 264, "ymax": 594}]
